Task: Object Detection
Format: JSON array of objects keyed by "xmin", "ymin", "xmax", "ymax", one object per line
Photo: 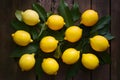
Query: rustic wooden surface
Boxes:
[{"xmin": 0, "ymin": 0, "xmax": 120, "ymax": 80}]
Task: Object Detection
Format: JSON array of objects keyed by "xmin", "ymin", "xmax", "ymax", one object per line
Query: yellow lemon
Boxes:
[
  {"xmin": 90, "ymin": 35, "xmax": 110, "ymax": 52},
  {"xmin": 40, "ymin": 36, "xmax": 58, "ymax": 53},
  {"xmin": 12, "ymin": 30, "xmax": 33, "ymax": 46},
  {"xmin": 81, "ymin": 53, "xmax": 99, "ymax": 70},
  {"xmin": 62, "ymin": 48, "xmax": 80, "ymax": 65},
  {"xmin": 19, "ymin": 53, "xmax": 35, "ymax": 71},
  {"xmin": 64, "ymin": 26, "xmax": 82, "ymax": 43},
  {"xmin": 41, "ymin": 58, "xmax": 59, "ymax": 75},
  {"xmin": 80, "ymin": 9, "xmax": 99, "ymax": 27},
  {"xmin": 22, "ymin": 9, "xmax": 40, "ymax": 26},
  {"xmin": 46, "ymin": 15, "xmax": 65, "ymax": 30}
]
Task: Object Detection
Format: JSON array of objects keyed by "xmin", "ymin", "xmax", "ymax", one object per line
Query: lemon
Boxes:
[
  {"xmin": 90, "ymin": 35, "xmax": 110, "ymax": 52},
  {"xmin": 80, "ymin": 9, "xmax": 99, "ymax": 27},
  {"xmin": 62, "ymin": 48, "xmax": 80, "ymax": 65},
  {"xmin": 64, "ymin": 26, "xmax": 82, "ymax": 43},
  {"xmin": 46, "ymin": 14, "xmax": 65, "ymax": 30},
  {"xmin": 41, "ymin": 58, "xmax": 59, "ymax": 75},
  {"xmin": 19, "ymin": 53, "xmax": 35, "ymax": 71},
  {"xmin": 40, "ymin": 36, "xmax": 58, "ymax": 53},
  {"xmin": 12, "ymin": 30, "xmax": 33, "ymax": 46},
  {"xmin": 81, "ymin": 53, "xmax": 99, "ymax": 70},
  {"xmin": 22, "ymin": 9, "xmax": 40, "ymax": 26}
]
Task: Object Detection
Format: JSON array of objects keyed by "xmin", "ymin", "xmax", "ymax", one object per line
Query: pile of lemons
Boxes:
[{"xmin": 11, "ymin": 9, "xmax": 110, "ymax": 75}]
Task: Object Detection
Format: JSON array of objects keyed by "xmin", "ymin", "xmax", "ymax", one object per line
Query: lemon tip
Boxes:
[
  {"xmin": 31, "ymin": 53, "xmax": 35, "ymax": 56},
  {"xmin": 11, "ymin": 34, "xmax": 14, "ymax": 37},
  {"xmin": 45, "ymin": 22, "xmax": 48, "ymax": 25},
  {"xmin": 64, "ymin": 37, "xmax": 67, "ymax": 40},
  {"xmin": 30, "ymin": 39, "xmax": 33, "ymax": 42}
]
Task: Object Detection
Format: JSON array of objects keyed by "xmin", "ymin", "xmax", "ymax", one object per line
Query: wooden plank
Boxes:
[
  {"xmin": 38, "ymin": 0, "xmax": 52, "ymax": 12},
  {"xmin": 73, "ymin": 0, "xmax": 91, "ymax": 80},
  {"xmin": 14, "ymin": 0, "xmax": 37, "ymax": 79},
  {"xmin": 55, "ymin": 62, "xmax": 72, "ymax": 80},
  {"xmin": 0, "ymin": 0, "xmax": 36, "ymax": 80},
  {"xmin": 74, "ymin": 0, "xmax": 91, "ymax": 12},
  {"xmin": 91, "ymin": 0, "xmax": 110, "ymax": 17},
  {"xmin": 73, "ymin": 70, "xmax": 91, "ymax": 80},
  {"xmin": 54, "ymin": 1, "xmax": 73, "ymax": 79},
  {"xmin": 91, "ymin": 0, "xmax": 110, "ymax": 80},
  {"xmin": 111, "ymin": 0, "xmax": 120, "ymax": 80},
  {"xmin": 36, "ymin": 0, "xmax": 56, "ymax": 80}
]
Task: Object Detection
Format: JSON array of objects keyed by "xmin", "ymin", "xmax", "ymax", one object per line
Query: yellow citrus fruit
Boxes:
[
  {"xmin": 90, "ymin": 35, "xmax": 110, "ymax": 52},
  {"xmin": 22, "ymin": 9, "xmax": 40, "ymax": 26},
  {"xmin": 81, "ymin": 53, "xmax": 99, "ymax": 70},
  {"xmin": 62, "ymin": 48, "xmax": 80, "ymax": 64},
  {"xmin": 41, "ymin": 58, "xmax": 59, "ymax": 75},
  {"xmin": 19, "ymin": 53, "xmax": 35, "ymax": 71},
  {"xmin": 46, "ymin": 14, "xmax": 65, "ymax": 30},
  {"xmin": 12, "ymin": 30, "xmax": 33, "ymax": 46},
  {"xmin": 40, "ymin": 36, "xmax": 58, "ymax": 53},
  {"xmin": 64, "ymin": 26, "xmax": 82, "ymax": 43},
  {"xmin": 80, "ymin": 9, "xmax": 99, "ymax": 27}
]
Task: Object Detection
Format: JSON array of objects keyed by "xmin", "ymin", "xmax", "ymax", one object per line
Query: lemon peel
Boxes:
[
  {"xmin": 90, "ymin": 35, "xmax": 110, "ymax": 52},
  {"xmin": 46, "ymin": 14, "xmax": 65, "ymax": 30},
  {"xmin": 40, "ymin": 36, "xmax": 58, "ymax": 53},
  {"xmin": 22, "ymin": 9, "xmax": 40, "ymax": 26},
  {"xmin": 80, "ymin": 9, "xmax": 99, "ymax": 27},
  {"xmin": 41, "ymin": 58, "xmax": 59, "ymax": 75},
  {"xmin": 12, "ymin": 30, "xmax": 33, "ymax": 46},
  {"xmin": 62, "ymin": 48, "xmax": 80, "ymax": 64},
  {"xmin": 19, "ymin": 53, "xmax": 35, "ymax": 71},
  {"xmin": 64, "ymin": 26, "xmax": 82, "ymax": 43},
  {"xmin": 81, "ymin": 53, "xmax": 99, "ymax": 70}
]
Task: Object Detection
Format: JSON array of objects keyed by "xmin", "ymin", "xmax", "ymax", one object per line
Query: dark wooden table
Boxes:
[{"xmin": 0, "ymin": 0, "xmax": 120, "ymax": 80}]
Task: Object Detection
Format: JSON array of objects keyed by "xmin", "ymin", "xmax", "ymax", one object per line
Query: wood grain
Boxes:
[
  {"xmin": 0, "ymin": 0, "xmax": 36, "ymax": 80},
  {"xmin": 0, "ymin": 0, "xmax": 120, "ymax": 80},
  {"xmin": 111, "ymin": 0, "xmax": 120, "ymax": 80},
  {"xmin": 73, "ymin": 0, "xmax": 91, "ymax": 80},
  {"xmin": 91, "ymin": 0, "xmax": 110, "ymax": 80}
]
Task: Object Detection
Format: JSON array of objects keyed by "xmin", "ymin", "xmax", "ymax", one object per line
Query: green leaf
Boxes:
[
  {"xmin": 71, "ymin": 3, "xmax": 81, "ymax": 22},
  {"xmin": 58, "ymin": 0, "xmax": 74, "ymax": 27},
  {"xmin": 32, "ymin": 3, "xmax": 47, "ymax": 22},
  {"xmin": 35, "ymin": 55, "xmax": 44, "ymax": 78},
  {"xmin": 54, "ymin": 44, "xmax": 62, "ymax": 59},
  {"xmin": 46, "ymin": 28, "xmax": 65, "ymax": 41},
  {"xmin": 37, "ymin": 23, "xmax": 47, "ymax": 40},
  {"xmin": 15, "ymin": 10, "xmax": 22, "ymax": 21},
  {"xmin": 97, "ymin": 23, "xmax": 110, "ymax": 35},
  {"xmin": 11, "ymin": 20, "xmax": 38, "ymax": 40},
  {"xmin": 96, "ymin": 51, "xmax": 111, "ymax": 64},
  {"xmin": 30, "ymin": 28, "xmax": 38, "ymax": 40},
  {"xmin": 11, "ymin": 20, "xmax": 30, "ymax": 31},
  {"xmin": 10, "ymin": 43, "xmax": 39, "ymax": 58},
  {"xmin": 47, "ymin": 12, "xmax": 53, "ymax": 18},
  {"xmin": 66, "ymin": 61, "xmax": 81, "ymax": 80},
  {"xmin": 104, "ymin": 32, "xmax": 115, "ymax": 40},
  {"xmin": 90, "ymin": 16, "xmax": 111, "ymax": 34}
]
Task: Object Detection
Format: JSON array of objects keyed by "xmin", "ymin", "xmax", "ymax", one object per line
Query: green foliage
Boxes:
[
  {"xmin": 15, "ymin": 10, "xmax": 22, "ymax": 21},
  {"xmin": 35, "ymin": 54, "xmax": 44, "ymax": 78},
  {"xmin": 11, "ymin": 20, "xmax": 38, "ymax": 40},
  {"xmin": 71, "ymin": 3, "xmax": 81, "ymax": 22},
  {"xmin": 90, "ymin": 16, "xmax": 114, "ymax": 40},
  {"xmin": 54, "ymin": 43, "xmax": 62, "ymax": 59},
  {"xmin": 32, "ymin": 3, "xmax": 47, "ymax": 22},
  {"xmin": 58, "ymin": 0, "xmax": 74, "ymax": 27},
  {"xmin": 10, "ymin": 0, "xmax": 114, "ymax": 79},
  {"xmin": 11, "ymin": 43, "xmax": 39, "ymax": 58}
]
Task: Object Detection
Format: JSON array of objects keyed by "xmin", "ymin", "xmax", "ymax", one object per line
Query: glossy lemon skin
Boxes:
[{"xmin": 41, "ymin": 58, "xmax": 59, "ymax": 75}]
